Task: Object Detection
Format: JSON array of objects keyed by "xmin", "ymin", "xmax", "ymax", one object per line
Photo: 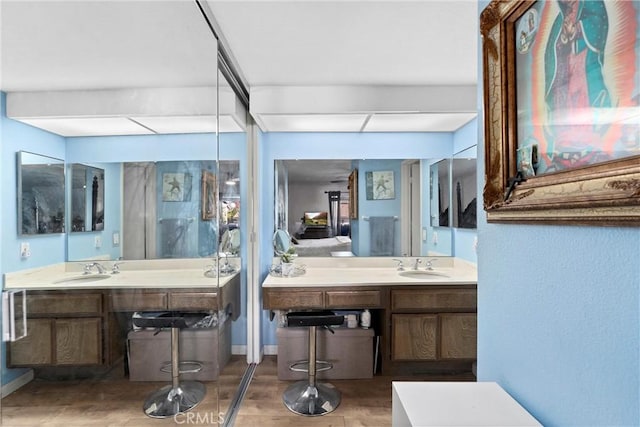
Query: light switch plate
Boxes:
[
  {"xmin": 20, "ymin": 242, "xmax": 30, "ymax": 258},
  {"xmin": 95, "ymin": 236, "xmax": 102, "ymax": 248}
]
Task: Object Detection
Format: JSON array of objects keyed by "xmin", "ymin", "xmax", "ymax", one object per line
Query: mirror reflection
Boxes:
[
  {"xmin": 66, "ymin": 159, "xmax": 241, "ymax": 262},
  {"xmin": 430, "ymin": 159, "xmax": 450, "ymax": 228},
  {"xmin": 276, "ymin": 159, "xmax": 430, "ymax": 257},
  {"xmin": 70, "ymin": 164, "xmax": 104, "ymax": 232},
  {"xmin": 452, "ymin": 158, "xmax": 477, "ymax": 229},
  {"xmin": 18, "ymin": 151, "xmax": 65, "ymax": 235},
  {"xmin": 273, "ymin": 229, "xmax": 292, "ymax": 255}
]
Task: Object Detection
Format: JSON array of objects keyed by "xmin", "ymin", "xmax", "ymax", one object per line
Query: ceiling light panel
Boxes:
[
  {"xmin": 364, "ymin": 113, "xmax": 477, "ymax": 132},
  {"xmin": 259, "ymin": 114, "xmax": 368, "ymax": 132},
  {"xmin": 17, "ymin": 117, "xmax": 154, "ymax": 137}
]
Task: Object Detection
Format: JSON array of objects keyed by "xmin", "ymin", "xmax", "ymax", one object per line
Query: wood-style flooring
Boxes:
[{"xmin": 0, "ymin": 356, "xmax": 474, "ymax": 427}]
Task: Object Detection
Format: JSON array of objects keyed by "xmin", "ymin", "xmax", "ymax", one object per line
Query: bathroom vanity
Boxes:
[
  {"xmin": 262, "ymin": 258, "xmax": 477, "ymax": 376},
  {"xmin": 3, "ymin": 260, "xmax": 240, "ymax": 368}
]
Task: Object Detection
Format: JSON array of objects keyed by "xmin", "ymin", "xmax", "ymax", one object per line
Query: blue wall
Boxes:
[
  {"xmin": 476, "ymin": 2, "xmax": 640, "ymax": 426},
  {"xmin": 1, "ymin": 91, "xmax": 67, "ymax": 384}
]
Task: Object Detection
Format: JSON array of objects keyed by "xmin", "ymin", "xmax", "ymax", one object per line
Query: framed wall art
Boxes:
[
  {"xmin": 201, "ymin": 170, "xmax": 216, "ymax": 220},
  {"xmin": 365, "ymin": 170, "xmax": 395, "ymax": 200},
  {"xmin": 348, "ymin": 169, "xmax": 358, "ymax": 219},
  {"xmin": 480, "ymin": 0, "xmax": 640, "ymax": 225}
]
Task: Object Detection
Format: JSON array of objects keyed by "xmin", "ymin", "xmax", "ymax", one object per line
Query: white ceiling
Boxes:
[{"xmin": 0, "ymin": 1, "xmax": 479, "ymax": 135}]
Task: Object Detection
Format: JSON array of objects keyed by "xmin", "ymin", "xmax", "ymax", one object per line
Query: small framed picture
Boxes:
[{"xmin": 365, "ymin": 170, "xmax": 395, "ymax": 200}]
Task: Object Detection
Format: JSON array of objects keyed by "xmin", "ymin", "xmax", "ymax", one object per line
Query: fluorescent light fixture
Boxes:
[
  {"xmin": 364, "ymin": 113, "xmax": 477, "ymax": 132},
  {"xmin": 17, "ymin": 117, "xmax": 154, "ymax": 137},
  {"xmin": 132, "ymin": 115, "xmax": 244, "ymax": 134},
  {"xmin": 259, "ymin": 114, "xmax": 369, "ymax": 132},
  {"xmin": 131, "ymin": 115, "xmax": 216, "ymax": 134}
]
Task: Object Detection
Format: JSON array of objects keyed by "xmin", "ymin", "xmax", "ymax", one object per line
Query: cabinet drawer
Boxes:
[
  {"xmin": 325, "ymin": 290, "xmax": 381, "ymax": 308},
  {"xmin": 169, "ymin": 292, "xmax": 217, "ymax": 310},
  {"xmin": 392, "ymin": 289, "xmax": 476, "ymax": 311},
  {"xmin": 111, "ymin": 292, "xmax": 167, "ymax": 311},
  {"xmin": 264, "ymin": 290, "xmax": 323, "ymax": 309},
  {"xmin": 28, "ymin": 293, "xmax": 102, "ymax": 315}
]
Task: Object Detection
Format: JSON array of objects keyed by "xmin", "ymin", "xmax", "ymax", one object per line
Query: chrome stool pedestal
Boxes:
[
  {"xmin": 282, "ymin": 311, "xmax": 344, "ymax": 416},
  {"xmin": 133, "ymin": 312, "xmax": 207, "ymax": 418}
]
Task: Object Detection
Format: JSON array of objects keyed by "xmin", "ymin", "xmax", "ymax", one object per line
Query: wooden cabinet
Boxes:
[
  {"xmin": 9, "ymin": 318, "xmax": 53, "ymax": 365},
  {"xmin": 390, "ymin": 287, "xmax": 477, "ymax": 362},
  {"xmin": 264, "ymin": 288, "xmax": 384, "ymax": 310},
  {"xmin": 440, "ymin": 313, "xmax": 477, "ymax": 359},
  {"xmin": 8, "ymin": 292, "xmax": 104, "ymax": 367},
  {"xmin": 263, "ymin": 283, "xmax": 476, "ymax": 375},
  {"xmin": 55, "ymin": 318, "xmax": 102, "ymax": 365},
  {"xmin": 110, "ymin": 289, "xmax": 218, "ymax": 311},
  {"xmin": 326, "ymin": 290, "xmax": 381, "ymax": 308},
  {"xmin": 392, "ymin": 314, "xmax": 437, "ymax": 360}
]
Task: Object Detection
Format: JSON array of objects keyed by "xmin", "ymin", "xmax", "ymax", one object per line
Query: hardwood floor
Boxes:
[
  {"xmin": 0, "ymin": 356, "xmax": 474, "ymax": 427},
  {"xmin": 234, "ymin": 356, "xmax": 393, "ymax": 427}
]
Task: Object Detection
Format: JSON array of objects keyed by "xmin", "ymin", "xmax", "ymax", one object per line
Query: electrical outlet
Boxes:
[
  {"xmin": 422, "ymin": 228, "xmax": 427, "ymax": 242},
  {"xmin": 432, "ymin": 231, "xmax": 438, "ymax": 245},
  {"xmin": 112, "ymin": 232, "xmax": 120, "ymax": 246},
  {"xmin": 94, "ymin": 236, "xmax": 102, "ymax": 248},
  {"xmin": 473, "ymin": 236, "xmax": 479, "ymax": 253},
  {"xmin": 20, "ymin": 242, "xmax": 31, "ymax": 258}
]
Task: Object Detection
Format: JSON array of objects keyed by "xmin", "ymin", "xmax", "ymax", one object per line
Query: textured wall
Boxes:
[{"xmin": 476, "ymin": 2, "xmax": 640, "ymax": 425}]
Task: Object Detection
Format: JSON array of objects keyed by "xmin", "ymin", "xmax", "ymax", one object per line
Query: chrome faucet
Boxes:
[
  {"xmin": 111, "ymin": 261, "xmax": 123, "ymax": 274},
  {"xmin": 412, "ymin": 258, "xmax": 422, "ymax": 270},
  {"xmin": 84, "ymin": 262, "xmax": 105, "ymax": 274},
  {"xmin": 425, "ymin": 259, "xmax": 437, "ymax": 271},
  {"xmin": 392, "ymin": 259, "xmax": 404, "ymax": 271}
]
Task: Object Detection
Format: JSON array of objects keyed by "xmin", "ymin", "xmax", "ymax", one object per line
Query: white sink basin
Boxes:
[
  {"xmin": 398, "ymin": 270, "xmax": 448, "ymax": 279},
  {"xmin": 53, "ymin": 274, "xmax": 112, "ymax": 284}
]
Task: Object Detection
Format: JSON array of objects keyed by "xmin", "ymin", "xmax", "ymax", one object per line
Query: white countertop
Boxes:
[
  {"xmin": 392, "ymin": 382, "xmax": 541, "ymax": 426},
  {"xmin": 262, "ymin": 257, "xmax": 477, "ymax": 288},
  {"xmin": 3, "ymin": 258, "xmax": 239, "ymax": 290}
]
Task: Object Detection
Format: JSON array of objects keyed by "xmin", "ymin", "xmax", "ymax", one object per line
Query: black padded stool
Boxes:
[
  {"xmin": 132, "ymin": 312, "xmax": 207, "ymax": 418},
  {"xmin": 282, "ymin": 310, "xmax": 344, "ymax": 416}
]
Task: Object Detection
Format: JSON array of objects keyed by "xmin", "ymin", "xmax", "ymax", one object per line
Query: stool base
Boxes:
[
  {"xmin": 282, "ymin": 381, "xmax": 341, "ymax": 416},
  {"xmin": 143, "ymin": 381, "xmax": 206, "ymax": 418}
]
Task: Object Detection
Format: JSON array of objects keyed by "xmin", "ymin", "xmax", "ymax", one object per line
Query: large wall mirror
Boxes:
[
  {"xmin": 70, "ymin": 164, "xmax": 104, "ymax": 232},
  {"xmin": 17, "ymin": 151, "xmax": 65, "ymax": 235},
  {"xmin": 275, "ymin": 158, "xmax": 443, "ymax": 257}
]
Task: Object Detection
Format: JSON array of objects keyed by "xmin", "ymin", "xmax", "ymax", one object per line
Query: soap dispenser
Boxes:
[{"xmin": 360, "ymin": 309, "xmax": 371, "ymax": 329}]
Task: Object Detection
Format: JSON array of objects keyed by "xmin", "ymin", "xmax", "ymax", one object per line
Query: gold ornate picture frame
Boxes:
[
  {"xmin": 348, "ymin": 169, "xmax": 358, "ymax": 219},
  {"xmin": 480, "ymin": 0, "xmax": 640, "ymax": 226}
]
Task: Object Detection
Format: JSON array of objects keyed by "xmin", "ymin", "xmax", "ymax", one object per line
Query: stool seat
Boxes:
[
  {"xmin": 134, "ymin": 311, "xmax": 207, "ymax": 419},
  {"xmin": 283, "ymin": 310, "xmax": 342, "ymax": 416},
  {"xmin": 286, "ymin": 311, "xmax": 344, "ymax": 327},
  {"xmin": 132, "ymin": 312, "xmax": 206, "ymax": 329}
]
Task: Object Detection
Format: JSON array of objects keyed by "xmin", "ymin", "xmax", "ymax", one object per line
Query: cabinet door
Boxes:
[
  {"xmin": 392, "ymin": 314, "xmax": 437, "ymax": 361},
  {"xmin": 8, "ymin": 318, "xmax": 53, "ymax": 366},
  {"xmin": 440, "ymin": 313, "xmax": 477, "ymax": 359},
  {"xmin": 55, "ymin": 318, "xmax": 102, "ymax": 365}
]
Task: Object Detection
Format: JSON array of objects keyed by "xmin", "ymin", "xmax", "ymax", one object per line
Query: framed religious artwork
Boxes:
[
  {"xmin": 201, "ymin": 170, "xmax": 217, "ymax": 220},
  {"xmin": 480, "ymin": 0, "xmax": 640, "ymax": 225}
]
